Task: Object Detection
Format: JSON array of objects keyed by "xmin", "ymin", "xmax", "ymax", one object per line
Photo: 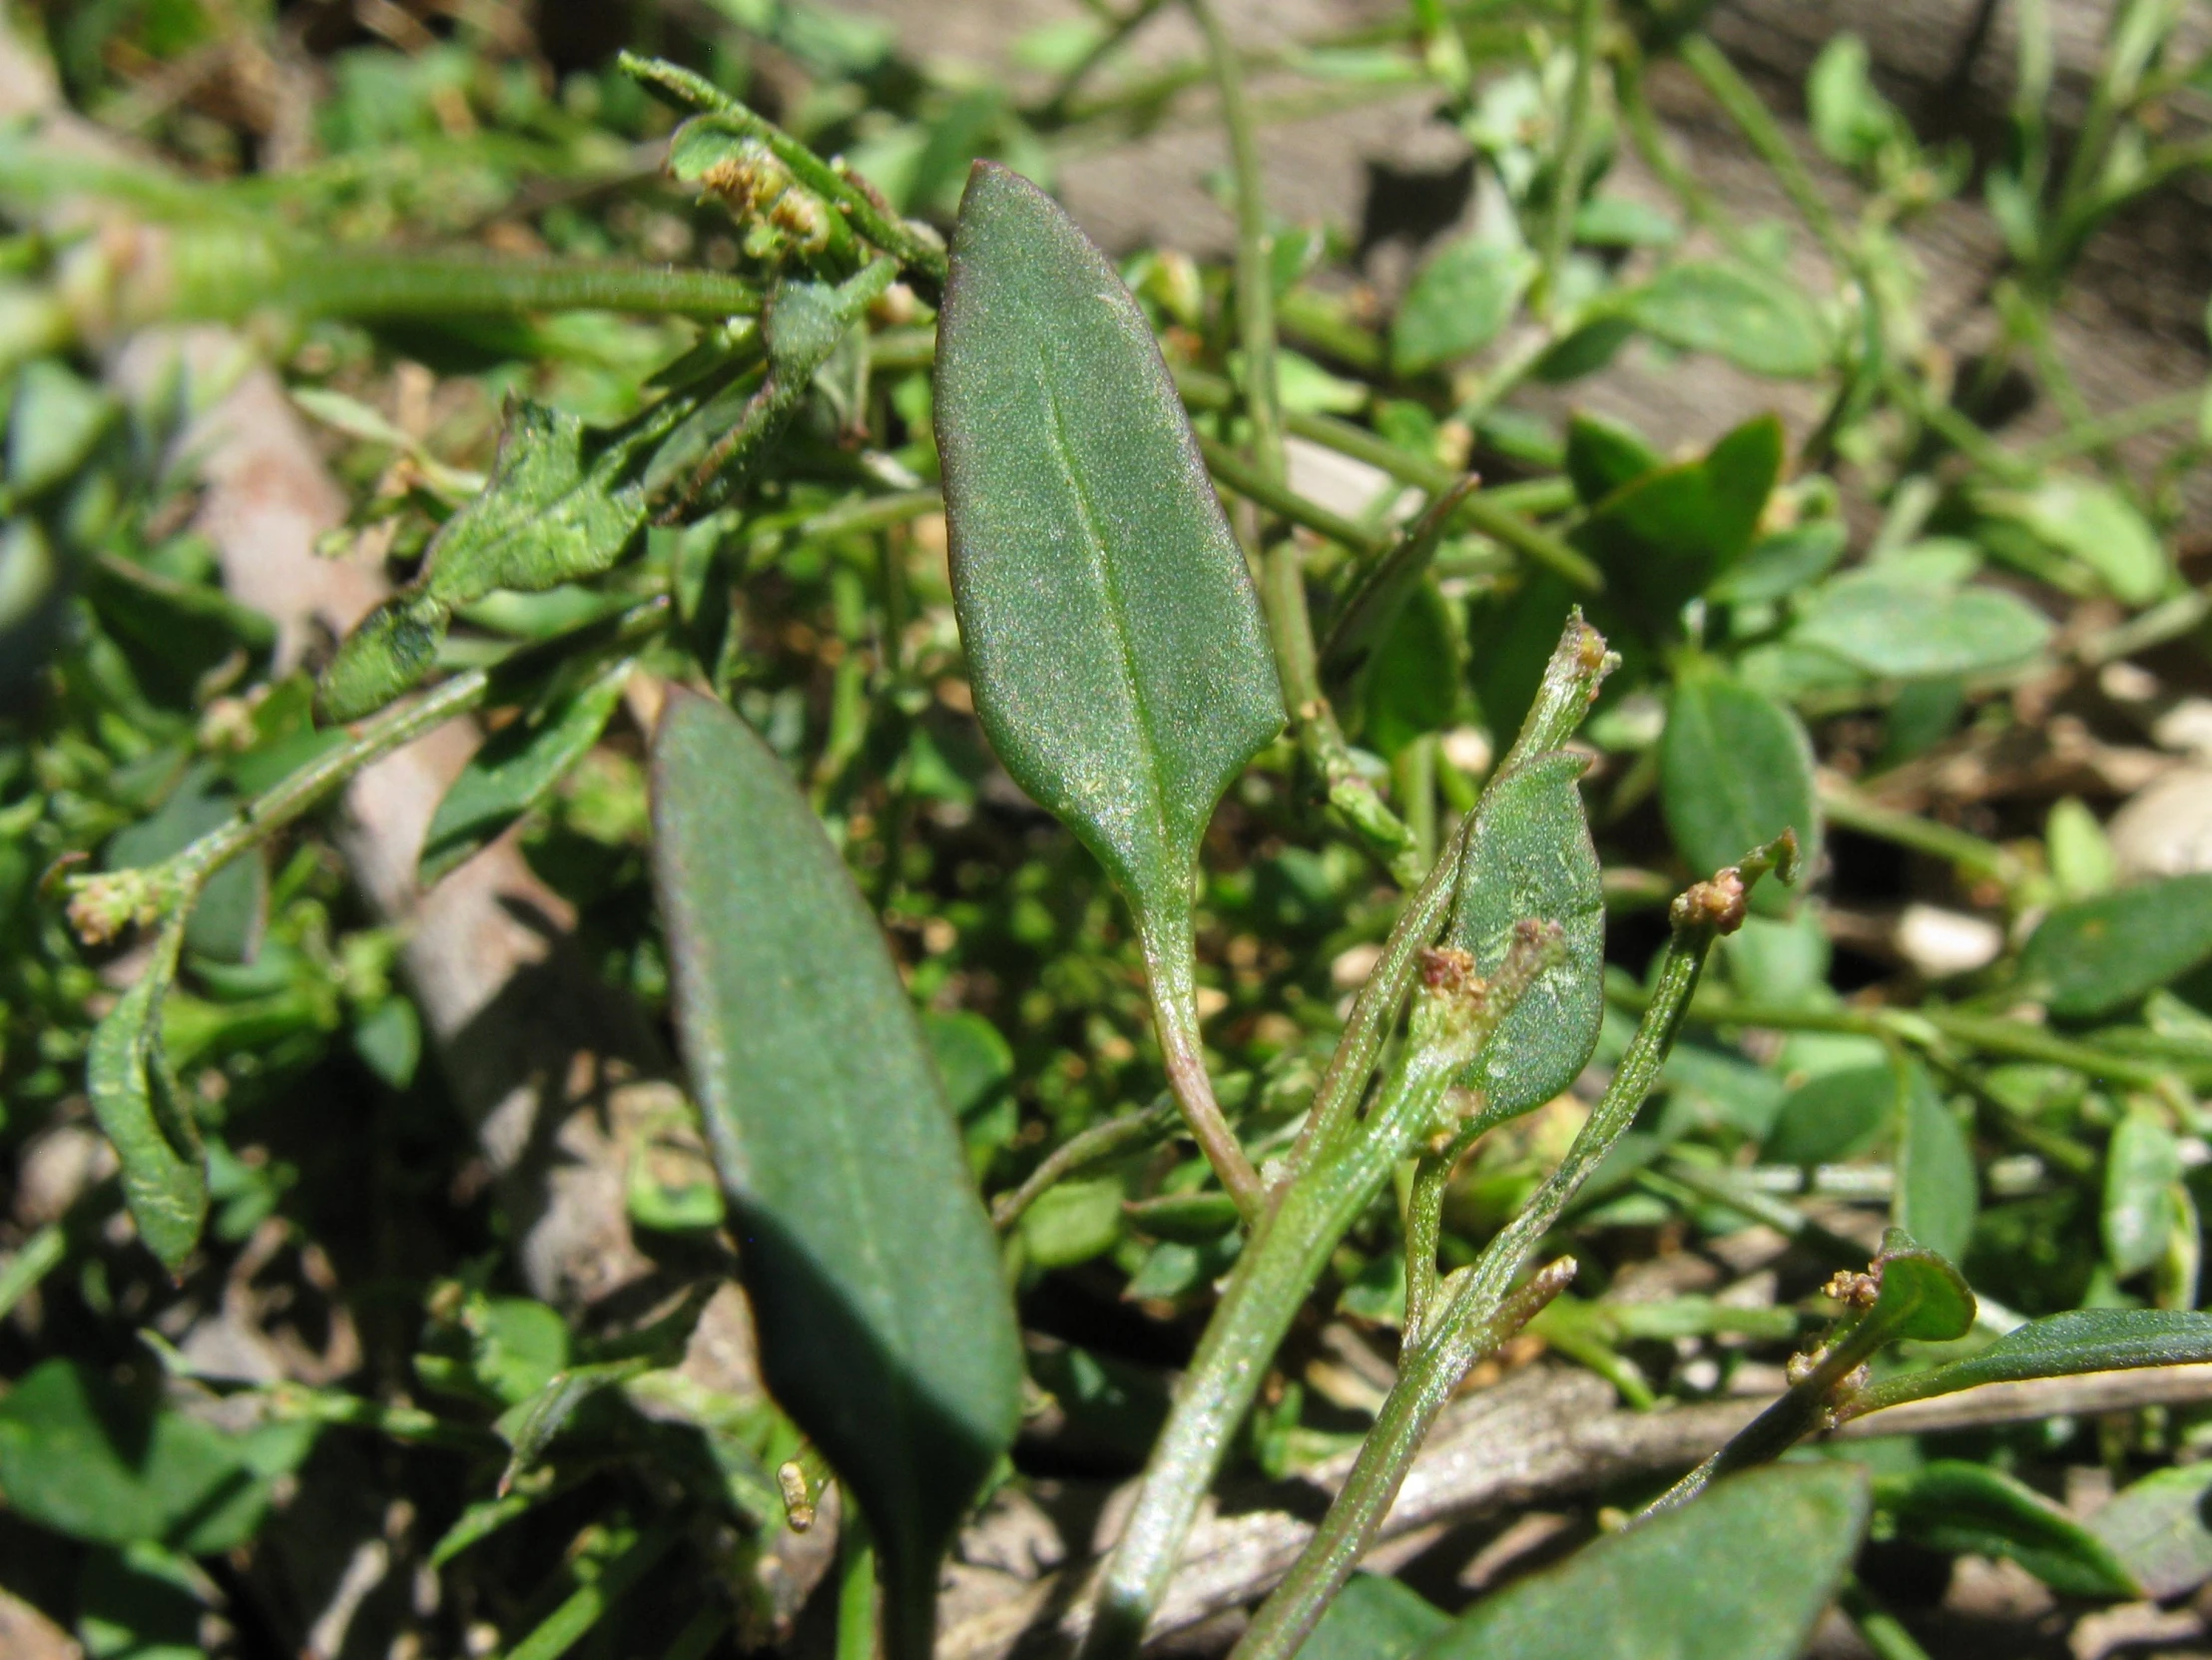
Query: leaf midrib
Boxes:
[{"xmin": 1038, "ymin": 341, "xmax": 1175, "ymax": 894}]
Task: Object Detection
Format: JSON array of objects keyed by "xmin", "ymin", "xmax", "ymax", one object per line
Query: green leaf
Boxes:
[
  {"xmin": 2089, "ymin": 1464, "xmax": 2212, "ymax": 1599},
  {"xmin": 1807, "ymin": 35, "xmax": 1904, "ymax": 169},
  {"xmin": 419, "ymin": 657, "xmax": 633, "ymax": 883},
  {"xmin": 1361, "ymin": 581, "xmax": 1461, "ymax": 759},
  {"xmin": 1792, "ymin": 572, "xmax": 2052, "ymax": 679},
  {"xmin": 1563, "ymin": 411, "xmax": 1660, "ymax": 507},
  {"xmin": 1020, "ymin": 1177, "xmax": 1127, "ymax": 1267},
  {"xmin": 496, "ymin": 1360, "xmax": 650, "ymax": 1496},
  {"xmin": 1578, "ymin": 415, "xmax": 1782, "ymax": 619},
  {"xmin": 922, "ymin": 1010, "xmax": 1014, "ymax": 1121},
  {"xmin": 1416, "ymin": 1464, "xmax": 1870, "ymax": 1660},
  {"xmin": 935, "ymin": 163, "xmax": 1283, "ymax": 969},
  {"xmin": 1987, "ymin": 475, "xmax": 2171, "ymax": 606},
  {"xmin": 86, "ymin": 925, "xmax": 207, "ymax": 1274},
  {"xmin": 1850, "ymin": 1309, "xmax": 2212, "ymax": 1415},
  {"xmin": 1880, "ymin": 1460, "xmax": 2138, "ymax": 1598},
  {"xmin": 2104, "ymin": 1104, "xmax": 2184, "ymax": 1279},
  {"xmin": 1447, "ymin": 749, "xmax": 1605, "ymax": 1123},
  {"xmin": 0, "ymin": 1360, "xmax": 313, "ymax": 1554},
  {"xmin": 1765, "ymin": 1063, "xmax": 1892, "ymax": 1166},
  {"xmin": 9, "ymin": 358, "xmax": 115, "ymax": 497},
  {"xmin": 2019, "ymin": 874, "xmax": 2212, "ymax": 1018},
  {"xmin": 1571, "ymin": 197, "xmax": 1679, "ymax": 249},
  {"xmin": 1303, "ymin": 1574, "xmax": 1446, "ymax": 1660},
  {"xmin": 78, "ymin": 1543, "xmax": 208, "ymax": 1660},
  {"xmin": 1863, "ymin": 1229, "xmax": 1975, "ymax": 1345},
  {"xmin": 649, "ymin": 690, "xmax": 1021, "ymax": 1660},
  {"xmin": 1624, "ymin": 262, "xmax": 1831, "ymax": 378},
  {"xmin": 1390, "ymin": 235, "xmax": 1535, "ymax": 375},
  {"xmin": 1706, "ymin": 521, "xmax": 1848, "ymax": 606},
  {"xmin": 1896, "ymin": 1063, "xmax": 1976, "ymax": 1265},
  {"xmin": 1660, "ymin": 666, "xmax": 1818, "ymax": 915},
  {"xmin": 2045, "ymin": 797, "xmax": 2119, "ymax": 900}
]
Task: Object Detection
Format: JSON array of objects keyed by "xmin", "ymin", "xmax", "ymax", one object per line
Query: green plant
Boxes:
[{"xmin": 8, "ymin": 3, "xmax": 2212, "ymax": 1658}]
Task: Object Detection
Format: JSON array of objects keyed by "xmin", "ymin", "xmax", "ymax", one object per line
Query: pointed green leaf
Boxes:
[
  {"xmin": 649, "ymin": 690, "xmax": 1020, "ymax": 1660},
  {"xmin": 496, "ymin": 1360, "xmax": 650, "ymax": 1496},
  {"xmin": 1850, "ymin": 1309, "xmax": 2212, "ymax": 1416},
  {"xmin": 1881, "ymin": 1461, "xmax": 2138, "ymax": 1598},
  {"xmin": 1896, "ymin": 1063, "xmax": 1977, "ymax": 1266},
  {"xmin": 1625, "ymin": 262, "xmax": 1831, "ymax": 378},
  {"xmin": 1447, "ymin": 750, "xmax": 1605, "ymax": 1122},
  {"xmin": 2020, "ymin": 874, "xmax": 2212, "ymax": 1017},
  {"xmin": 419, "ymin": 657, "xmax": 634, "ymax": 884},
  {"xmin": 1661, "ymin": 666, "xmax": 1818, "ymax": 914},
  {"xmin": 2104, "ymin": 1104, "xmax": 2185, "ymax": 1279},
  {"xmin": 1578, "ymin": 415, "xmax": 1781, "ymax": 619},
  {"xmin": 1563, "ymin": 410, "xmax": 1661, "ymax": 507},
  {"xmin": 86, "ymin": 923, "xmax": 206, "ymax": 1274},
  {"xmin": 1416, "ymin": 1464, "xmax": 1870, "ymax": 1660},
  {"xmin": 933, "ymin": 162, "xmax": 1284, "ymax": 938}
]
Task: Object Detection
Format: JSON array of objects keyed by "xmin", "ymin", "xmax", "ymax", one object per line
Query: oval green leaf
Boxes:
[
  {"xmin": 1447, "ymin": 749, "xmax": 1605, "ymax": 1123},
  {"xmin": 2019, "ymin": 873, "xmax": 2212, "ymax": 1018},
  {"xmin": 1390, "ymin": 235, "xmax": 1535, "ymax": 376},
  {"xmin": 1865, "ymin": 1228, "xmax": 1975, "ymax": 1345},
  {"xmin": 2104, "ymin": 1103, "xmax": 2185, "ymax": 1279},
  {"xmin": 1660, "ymin": 667, "xmax": 1818, "ymax": 913},
  {"xmin": 1625, "ymin": 261, "xmax": 1832, "ymax": 379},
  {"xmin": 1793, "ymin": 571, "xmax": 2053, "ymax": 680},
  {"xmin": 933, "ymin": 162, "xmax": 1284, "ymax": 936},
  {"xmin": 649, "ymin": 690, "xmax": 1021, "ymax": 1660},
  {"xmin": 1416, "ymin": 1463, "xmax": 1871, "ymax": 1660}
]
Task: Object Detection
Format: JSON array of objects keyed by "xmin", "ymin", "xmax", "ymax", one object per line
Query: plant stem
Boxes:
[
  {"xmin": 618, "ymin": 53, "xmax": 948, "ymax": 288},
  {"xmin": 1231, "ymin": 1262, "xmax": 1579, "ymax": 1660},
  {"xmin": 992, "ymin": 1093, "xmax": 1178, "ymax": 1229},
  {"xmin": 1199, "ymin": 435, "xmax": 1391, "ymax": 558},
  {"xmin": 1817, "ymin": 778, "xmax": 2031, "ymax": 892},
  {"xmin": 1141, "ymin": 909, "xmax": 1267, "ymax": 1223},
  {"xmin": 1033, "ymin": 0, "xmax": 1174, "ymax": 126},
  {"xmin": 274, "ymin": 252, "xmax": 763, "ymax": 321},
  {"xmin": 837, "ymin": 1506, "xmax": 880, "ymax": 1660},
  {"xmin": 71, "ymin": 598, "xmax": 670, "ymax": 934},
  {"xmin": 1537, "ymin": 0, "xmax": 1602, "ymax": 313},
  {"xmin": 0, "ymin": 1223, "xmax": 64, "ymax": 1323},
  {"xmin": 502, "ymin": 1522, "xmax": 682, "ymax": 1660},
  {"xmin": 1678, "ymin": 33, "xmax": 1850, "ymax": 267},
  {"xmin": 1189, "ymin": 0, "xmax": 1283, "ymax": 484},
  {"xmin": 1237, "ymin": 845, "xmax": 1794, "ymax": 1660},
  {"xmin": 1082, "ymin": 925, "xmax": 1564, "ymax": 1660}
]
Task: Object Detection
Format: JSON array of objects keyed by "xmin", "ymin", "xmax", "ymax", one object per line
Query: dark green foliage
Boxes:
[{"xmin": 650, "ymin": 691, "xmax": 1021, "ymax": 1660}]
